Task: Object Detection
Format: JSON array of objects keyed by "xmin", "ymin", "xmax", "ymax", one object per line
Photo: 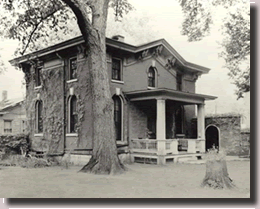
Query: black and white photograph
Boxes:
[{"xmin": 0, "ymin": 0, "xmax": 251, "ymax": 201}]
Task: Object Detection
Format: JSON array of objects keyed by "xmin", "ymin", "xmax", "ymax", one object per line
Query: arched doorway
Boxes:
[{"xmin": 205, "ymin": 125, "xmax": 220, "ymax": 151}]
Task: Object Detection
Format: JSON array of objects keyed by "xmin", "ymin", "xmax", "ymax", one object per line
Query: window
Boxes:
[
  {"xmin": 69, "ymin": 57, "xmax": 77, "ymax": 80},
  {"xmin": 176, "ymin": 73, "xmax": 182, "ymax": 91},
  {"xmin": 35, "ymin": 67, "xmax": 42, "ymax": 87},
  {"xmin": 69, "ymin": 95, "xmax": 77, "ymax": 133},
  {"xmin": 148, "ymin": 67, "xmax": 156, "ymax": 87},
  {"xmin": 113, "ymin": 96, "xmax": 122, "ymax": 141},
  {"xmin": 4, "ymin": 120, "xmax": 12, "ymax": 133},
  {"xmin": 112, "ymin": 58, "xmax": 121, "ymax": 81},
  {"xmin": 36, "ymin": 100, "xmax": 43, "ymax": 133}
]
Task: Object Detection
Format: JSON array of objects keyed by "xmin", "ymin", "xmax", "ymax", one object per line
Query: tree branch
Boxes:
[
  {"xmin": 61, "ymin": 0, "xmax": 93, "ymax": 46},
  {"xmin": 20, "ymin": 4, "xmax": 66, "ymax": 55}
]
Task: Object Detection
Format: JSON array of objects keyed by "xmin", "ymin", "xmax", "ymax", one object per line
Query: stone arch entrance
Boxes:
[{"xmin": 205, "ymin": 125, "xmax": 220, "ymax": 151}]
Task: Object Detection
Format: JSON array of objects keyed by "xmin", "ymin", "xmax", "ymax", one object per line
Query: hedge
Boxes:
[{"xmin": 0, "ymin": 134, "xmax": 30, "ymax": 157}]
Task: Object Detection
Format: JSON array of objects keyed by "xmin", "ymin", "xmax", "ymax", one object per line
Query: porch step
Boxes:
[{"xmin": 166, "ymin": 153, "xmax": 203, "ymax": 163}]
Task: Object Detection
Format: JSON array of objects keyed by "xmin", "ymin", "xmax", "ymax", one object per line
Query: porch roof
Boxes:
[{"xmin": 124, "ymin": 88, "xmax": 217, "ymax": 104}]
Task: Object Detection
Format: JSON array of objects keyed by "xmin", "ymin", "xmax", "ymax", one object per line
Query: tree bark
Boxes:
[
  {"xmin": 201, "ymin": 158, "xmax": 235, "ymax": 189},
  {"xmin": 62, "ymin": 0, "xmax": 125, "ymax": 174}
]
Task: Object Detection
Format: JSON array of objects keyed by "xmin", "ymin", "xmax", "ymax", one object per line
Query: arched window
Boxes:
[
  {"xmin": 148, "ymin": 67, "xmax": 156, "ymax": 87},
  {"xmin": 35, "ymin": 100, "xmax": 43, "ymax": 133},
  {"xmin": 69, "ymin": 95, "xmax": 77, "ymax": 133},
  {"xmin": 113, "ymin": 95, "xmax": 122, "ymax": 141}
]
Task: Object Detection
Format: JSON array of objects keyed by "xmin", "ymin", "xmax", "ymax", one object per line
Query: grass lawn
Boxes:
[{"xmin": 0, "ymin": 161, "xmax": 250, "ymax": 198}]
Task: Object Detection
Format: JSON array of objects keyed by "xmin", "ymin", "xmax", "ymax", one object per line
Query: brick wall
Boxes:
[
  {"xmin": 240, "ymin": 131, "xmax": 250, "ymax": 156},
  {"xmin": 191, "ymin": 115, "xmax": 244, "ymax": 156},
  {"xmin": 129, "ymin": 102, "xmax": 147, "ymax": 139}
]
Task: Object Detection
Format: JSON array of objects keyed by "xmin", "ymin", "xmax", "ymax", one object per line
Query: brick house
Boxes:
[
  {"xmin": 0, "ymin": 91, "xmax": 26, "ymax": 135},
  {"xmin": 10, "ymin": 35, "xmax": 217, "ymax": 164}
]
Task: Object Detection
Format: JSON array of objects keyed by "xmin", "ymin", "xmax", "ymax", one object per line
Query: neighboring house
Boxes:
[
  {"xmin": 0, "ymin": 91, "xmax": 26, "ymax": 135},
  {"xmin": 10, "ymin": 35, "xmax": 217, "ymax": 164}
]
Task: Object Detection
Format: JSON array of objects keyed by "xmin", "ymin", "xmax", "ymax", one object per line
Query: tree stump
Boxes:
[{"xmin": 201, "ymin": 149, "xmax": 235, "ymax": 189}]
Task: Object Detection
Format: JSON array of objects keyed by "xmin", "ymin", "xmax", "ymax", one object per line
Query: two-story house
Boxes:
[
  {"xmin": 10, "ymin": 35, "xmax": 217, "ymax": 164},
  {"xmin": 0, "ymin": 91, "xmax": 26, "ymax": 135}
]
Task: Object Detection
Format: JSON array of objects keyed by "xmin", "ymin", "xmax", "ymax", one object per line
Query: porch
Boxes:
[
  {"xmin": 130, "ymin": 138, "xmax": 205, "ymax": 164},
  {"xmin": 125, "ymin": 88, "xmax": 217, "ymax": 165}
]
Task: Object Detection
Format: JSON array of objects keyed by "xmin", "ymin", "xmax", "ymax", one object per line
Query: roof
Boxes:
[
  {"xmin": 124, "ymin": 88, "xmax": 217, "ymax": 104},
  {"xmin": 9, "ymin": 36, "xmax": 210, "ymax": 74},
  {"xmin": 0, "ymin": 98, "xmax": 24, "ymax": 114}
]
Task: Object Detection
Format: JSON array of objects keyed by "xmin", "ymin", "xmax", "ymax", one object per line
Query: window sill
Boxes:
[
  {"xmin": 111, "ymin": 80, "xmax": 124, "ymax": 84},
  {"xmin": 66, "ymin": 133, "xmax": 78, "ymax": 137},
  {"xmin": 34, "ymin": 86, "xmax": 42, "ymax": 90},
  {"xmin": 147, "ymin": 86, "xmax": 156, "ymax": 90},
  {"xmin": 67, "ymin": 79, "xmax": 78, "ymax": 84},
  {"xmin": 34, "ymin": 133, "xmax": 43, "ymax": 137}
]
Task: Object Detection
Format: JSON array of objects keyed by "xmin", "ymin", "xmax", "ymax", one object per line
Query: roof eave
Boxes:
[
  {"xmin": 9, "ymin": 37, "xmax": 211, "ymax": 74},
  {"xmin": 124, "ymin": 88, "xmax": 217, "ymax": 102},
  {"xmin": 161, "ymin": 39, "xmax": 210, "ymax": 74}
]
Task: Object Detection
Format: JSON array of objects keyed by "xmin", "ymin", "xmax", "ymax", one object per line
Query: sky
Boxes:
[{"xmin": 0, "ymin": 0, "xmax": 248, "ymax": 115}]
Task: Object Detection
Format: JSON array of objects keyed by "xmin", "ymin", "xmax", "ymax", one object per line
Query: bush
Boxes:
[
  {"xmin": 0, "ymin": 134, "xmax": 30, "ymax": 160},
  {"xmin": 0, "ymin": 154, "xmax": 51, "ymax": 168}
]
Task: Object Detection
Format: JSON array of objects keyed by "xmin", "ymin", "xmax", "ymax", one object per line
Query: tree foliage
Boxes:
[
  {"xmin": 179, "ymin": 0, "xmax": 250, "ymax": 99},
  {"xmin": 0, "ymin": 0, "xmax": 133, "ymax": 55}
]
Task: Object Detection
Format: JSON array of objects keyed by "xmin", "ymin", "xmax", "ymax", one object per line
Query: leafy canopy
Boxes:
[
  {"xmin": 179, "ymin": 0, "xmax": 250, "ymax": 99},
  {"xmin": 0, "ymin": 0, "xmax": 133, "ymax": 56}
]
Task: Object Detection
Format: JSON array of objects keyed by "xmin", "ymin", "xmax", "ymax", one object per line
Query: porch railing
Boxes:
[
  {"xmin": 131, "ymin": 139, "xmax": 157, "ymax": 154},
  {"xmin": 131, "ymin": 138, "xmax": 205, "ymax": 155}
]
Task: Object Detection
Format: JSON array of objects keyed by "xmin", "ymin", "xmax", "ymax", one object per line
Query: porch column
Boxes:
[
  {"xmin": 197, "ymin": 103, "xmax": 205, "ymax": 152},
  {"xmin": 156, "ymin": 99, "xmax": 166, "ymax": 164}
]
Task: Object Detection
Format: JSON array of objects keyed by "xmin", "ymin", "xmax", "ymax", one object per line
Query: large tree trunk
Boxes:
[
  {"xmin": 201, "ymin": 151, "xmax": 235, "ymax": 189},
  {"xmin": 62, "ymin": 0, "xmax": 125, "ymax": 174}
]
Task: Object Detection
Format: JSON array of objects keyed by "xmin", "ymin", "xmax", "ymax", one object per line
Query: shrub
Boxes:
[
  {"xmin": 0, "ymin": 134, "xmax": 30, "ymax": 160},
  {"xmin": 0, "ymin": 155, "xmax": 51, "ymax": 168}
]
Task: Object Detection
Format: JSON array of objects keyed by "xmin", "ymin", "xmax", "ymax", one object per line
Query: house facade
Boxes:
[
  {"xmin": 10, "ymin": 35, "xmax": 216, "ymax": 164},
  {"xmin": 0, "ymin": 91, "xmax": 26, "ymax": 135}
]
